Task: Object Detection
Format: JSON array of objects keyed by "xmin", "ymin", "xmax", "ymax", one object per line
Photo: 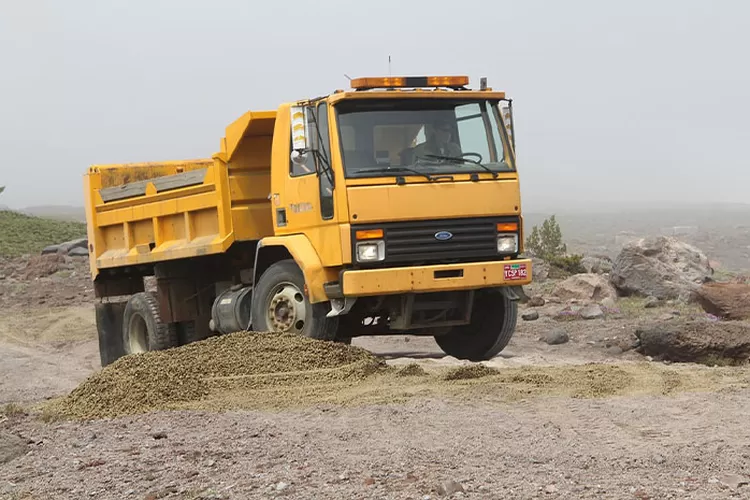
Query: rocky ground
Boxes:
[{"xmin": 1, "ymin": 237, "xmax": 750, "ymax": 499}]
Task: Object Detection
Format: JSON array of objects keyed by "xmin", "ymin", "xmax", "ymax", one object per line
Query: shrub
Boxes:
[{"xmin": 526, "ymin": 215, "xmax": 584, "ymax": 276}]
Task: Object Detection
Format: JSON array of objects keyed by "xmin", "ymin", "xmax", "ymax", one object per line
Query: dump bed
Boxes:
[{"xmin": 83, "ymin": 110, "xmax": 277, "ymax": 278}]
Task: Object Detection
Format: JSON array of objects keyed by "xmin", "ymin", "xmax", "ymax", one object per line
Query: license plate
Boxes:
[{"xmin": 503, "ymin": 263, "xmax": 528, "ymax": 280}]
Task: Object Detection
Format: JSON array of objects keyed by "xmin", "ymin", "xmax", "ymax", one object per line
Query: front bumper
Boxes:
[{"xmin": 339, "ymin": 259, "xmax": 532, "ymax": 297}]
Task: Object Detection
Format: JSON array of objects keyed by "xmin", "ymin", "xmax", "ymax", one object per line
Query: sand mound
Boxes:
[
  {"xmin": 443, "ymin": 364, "xmax": 498, "ymax": 380},
  {"xmin": 50, "ymin": 331, "xmax": 386, "ymax": 419},
  {"xmin": 395, "ymin": 363, "xmax": 428, "ymax": 377}
]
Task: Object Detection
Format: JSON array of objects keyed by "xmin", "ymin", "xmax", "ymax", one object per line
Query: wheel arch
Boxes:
[{"xmin": 253, "ymin": 235, "xmax": 336, "ymax": 304}]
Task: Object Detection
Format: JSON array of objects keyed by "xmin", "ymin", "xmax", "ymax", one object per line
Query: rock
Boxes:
[
  {"xmin": 531, "ymin": 257, "xmax": 550, "ymax": 281},
  {"xmin": 606, "ymin": 345, "xmax": 623, "ymax": 355},
  {"xmin": 693, "ymin": 283, "xmax": 750, "ymax": 320},
  {"xmin": 522, "ymin": 311, "xmax": 540, "ymax": 321},
  {"xmin": 635, "ymin": 320, "xmax": 750, "ymax": 364},
  {"xmin": 580, "ymin": 304, "xmax": 605, "ymax": 320},
  {"xmin": 551, "ymin": 274, "xmax": 618, "ymax": 302},
  {"xmin": 599, "ymin": 297, "xmax": 617, "ymax": 311},
  {"xmin": 644, "ymin": 296, "xmax": 660, "ymax": 308},
  {"xmin": 437, "ymin": 480, "xmax": 464, "ymax": 496},
  {"xmin": 609, "ymin": 236, "xmax": 712, "ymax": 301},
  {"xmin": 151, "ymin": 432, "xmax": 168, "ymax": 440},
  {"xmin": 544, "ymin": 484, "xmax": 559, "ymax": 494},
  {"xmin": 57, "ymin": 238, "xmax": 88, "ymax": 255},
  {"xmin": 581, "ymin": 255, "xmax": 613, "ymax": 274},
  {"xmin": 528, "ymin": 296, "xmax": 546, "ymax": 307},
  {"xmin": 0, "ymin": 432, "xmax": 27, "ymax": 464},
  {"xmin": 68, "ymin": 247, "xmax": 90, "ymax": 257},
  {"xmin": 718, "ymin": 473, "xmax": 748, "ymax": 490},
  {"xmin": 541, "ymin": 329, "xmax": 569, "ymax": 345},
  {"xmin": 275, "ymin": 482, "xmax": 289, "ymax": 491},
  {"xmin": 41, "ymin": 244, "xmax": 60, "ymax": 255}
]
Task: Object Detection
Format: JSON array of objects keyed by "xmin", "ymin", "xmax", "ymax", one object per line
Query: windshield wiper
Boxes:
[
  {"xmin": 356, "ymin": 166, "xmax": 437, "ymax": 182},
  {"xmin": 418, "ymin": 154, "xmax": 498, "ymax": 178}
]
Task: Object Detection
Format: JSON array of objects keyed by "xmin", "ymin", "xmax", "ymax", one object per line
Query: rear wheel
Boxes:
[
  {"xmin": 434, "ymin": 290, "xmax": 518, "ymax": 361},
  {"xmin": 122, "ymin": 292, "xmax": 179, "ymax": 354},
  {"xmin": 251, "ymin": 260, "xmax": 338, "ymax": 340}
]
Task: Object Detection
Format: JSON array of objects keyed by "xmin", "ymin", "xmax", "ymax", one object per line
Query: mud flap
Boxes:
[
  {"xmin": 95, "ymin": 301, "xmax": 127, "ymax": 368},
  {"xmin": 501, "ymin": 285, "xmax": 527, "ymax": 302}
]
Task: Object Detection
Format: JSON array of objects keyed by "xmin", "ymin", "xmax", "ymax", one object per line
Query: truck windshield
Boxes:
[{"xmin": 334, "ymin": 98, "xmax": 514, "ymax": 179}]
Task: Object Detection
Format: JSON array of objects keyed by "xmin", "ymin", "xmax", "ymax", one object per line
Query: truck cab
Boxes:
[{"xmin": 84, "ymin": 75, "xmax": 532, "ymax": 367}]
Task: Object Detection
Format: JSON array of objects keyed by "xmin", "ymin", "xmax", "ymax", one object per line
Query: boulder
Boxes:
[
  {"xmin": 68, "ymin": 247, "xmax": 90, "ymax": 257},
  {"xmin": 551, "ymin": 273, "xmax": 617, "ymax": 302},
  {"xmin": 609, "ymin": 236, "xmax": 712, "ymax": 301},
  {"xmin": 41, "ymin": 244, "xmax": 60, "ymax": 255},
  {"xmin": 693, "ymin": 283, "xmax": 750, "ymax": 320},
  {"xmin": 579, "ymin": 304, "xmax": 605, "ymax": 320},
  {"xmin": 600, "ymin": 297, "xmax": 618, "ymax": 311},
  {"xmin": 530, "ymin": 257, "xmax": 549, "ymax": 282},
  {"xmin": 58, "ymin": 238, "xmax": 88, "ymax": 255},
  {"xmin": 635, "ymin": 320, "xmax": 750, "ymax": 364}
]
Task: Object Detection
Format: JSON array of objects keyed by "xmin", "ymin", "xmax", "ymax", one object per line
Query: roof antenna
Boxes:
[{"xmin": 388, "ymin": 55, "xmax": 392, "ymax": 76}]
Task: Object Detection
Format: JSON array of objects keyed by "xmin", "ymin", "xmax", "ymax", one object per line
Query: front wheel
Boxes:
[
  {"xmin": 250, "ymin": 260, "xmax": 339, "ymax": 340},
  {"xmin": 433, "ymin": 290, "xmax": 518, "ymax": 361}
]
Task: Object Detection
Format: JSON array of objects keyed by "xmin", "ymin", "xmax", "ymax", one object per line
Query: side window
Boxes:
[
  {"xmin": 289, "ymin": 106, "xmax": 317, "ymax": 177},
  {"xmin": 489, "ymin": 104, "xmax": 507, "ymax": 163},
  {"xmin": 455, "ymin": 103, "xmax": 495, "ymax": 163},
  {"xmin": 316, "ymin": 103, "xmax": 334, "ymax": 220}
]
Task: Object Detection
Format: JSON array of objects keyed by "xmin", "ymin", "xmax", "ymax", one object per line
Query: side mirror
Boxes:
[
  {"xmin": 500, "ymin": 104, "xmax": 515, "ymax": 149},
  {"xmin": 290, "ymin": 150, "xmax": 308, "ymax": 166}
]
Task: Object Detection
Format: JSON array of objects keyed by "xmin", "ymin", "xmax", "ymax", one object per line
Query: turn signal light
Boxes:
[
  {"xmin": 351, "ymin": 76, "xmax": 469, "ymax": 90},
  {"xmin": 355, "ymin": 229, "xmax": 384, "ymax": 240},
  {"xmin": 497, "ymin": 222, "xmax": 519, "ymax": 232}
]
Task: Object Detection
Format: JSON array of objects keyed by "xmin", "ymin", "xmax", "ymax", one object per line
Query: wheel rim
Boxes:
[
  {"xmin": 128, "ymin": 314, "xmax": 148, "ymax": 353},
  {"xmin": 266, "ymin": 282, "xmax": 307, "ymax": 334}
]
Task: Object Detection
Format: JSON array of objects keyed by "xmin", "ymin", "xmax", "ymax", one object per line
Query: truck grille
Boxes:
[{"xmin": 352, "ymin": 216, "xmax": 519, "ymax": 266}]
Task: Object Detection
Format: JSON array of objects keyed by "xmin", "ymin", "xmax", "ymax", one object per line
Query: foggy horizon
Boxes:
[{"xmin": 1, "ymin": 0, "xmax": 748, "ymax": 211}]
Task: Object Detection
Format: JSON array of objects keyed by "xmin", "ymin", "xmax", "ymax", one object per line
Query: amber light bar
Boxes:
[{"xmin": 351, "ymin": 75, "xmax": 470, "ymax": 90}]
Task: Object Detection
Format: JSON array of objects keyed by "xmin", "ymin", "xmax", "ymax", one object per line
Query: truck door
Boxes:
[{"xmin": 277, "ymin": 102, "xmax": 343, "ymax": 267}]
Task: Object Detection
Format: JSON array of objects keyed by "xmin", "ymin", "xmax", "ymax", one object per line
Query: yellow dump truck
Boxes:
[{"xmin": 84, "ymin": 75, "xmax": 532, "ymax": 366}]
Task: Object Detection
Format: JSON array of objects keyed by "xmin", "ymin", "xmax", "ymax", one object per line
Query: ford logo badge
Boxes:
[{"xmin": 434, "ymin": 231, "xmax": 453, "ymax": 241}]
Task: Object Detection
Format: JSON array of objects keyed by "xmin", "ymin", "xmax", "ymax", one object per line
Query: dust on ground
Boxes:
[{"xmin": 2, "ymin": 254, "xmax": 750, "ymax": 498}]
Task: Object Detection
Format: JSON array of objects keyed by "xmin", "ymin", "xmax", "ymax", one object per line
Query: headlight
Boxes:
[
  {"xmin": 497, "ymin": 233, "xmax": 518, "ymax": 253},
  {"xmin": 356, "ymin": 240, "xmax": 385, "ymax": 262}
]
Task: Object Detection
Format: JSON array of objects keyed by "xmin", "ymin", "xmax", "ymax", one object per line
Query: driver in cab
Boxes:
[{"xmin": 411, "ymin": 118, "xmax": 462, "ymax": 159}]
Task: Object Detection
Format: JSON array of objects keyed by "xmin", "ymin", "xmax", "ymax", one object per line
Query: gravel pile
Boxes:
[
  {"xmin": 443, "ymin": 364, "xmax": 499, "ymax": 380},
  {"xmin": 50, "ymin": 331, "xmax": 386, "ymax": 420}
]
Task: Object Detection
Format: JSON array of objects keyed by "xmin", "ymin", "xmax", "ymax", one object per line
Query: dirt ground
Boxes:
[{"xmin": 1, "ymin": 259, "xmax": 749, "ymax": 499}]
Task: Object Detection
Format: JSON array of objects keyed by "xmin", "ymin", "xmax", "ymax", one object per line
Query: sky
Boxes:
[{"xmin": 0, "ymin": 0, "xmax": 748, "ymax": 211}]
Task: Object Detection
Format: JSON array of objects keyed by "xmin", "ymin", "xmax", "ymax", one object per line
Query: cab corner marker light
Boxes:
[
  {"xmin": 497, "ymin": 222, "xmax": 519, "ymax": 232},
  {"xmin": 355, "ymin": 228, "xmax": 384, "ymax": 240}
]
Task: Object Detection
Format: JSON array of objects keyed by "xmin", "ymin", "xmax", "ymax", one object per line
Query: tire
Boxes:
[
  {"xmin": 122, "ymin": 292, "xmax": 179, "ymax": 354},
  {"xmin": 176, "ymin": 319, "xmax": 213, "ymax": 345},
  {"xmin": 434, "ymin": 290, "xmax": 518, "ymax": 361},
  {"xmin": 251, "ymin": 259, "xmax": 338, "ymax": 340}
]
